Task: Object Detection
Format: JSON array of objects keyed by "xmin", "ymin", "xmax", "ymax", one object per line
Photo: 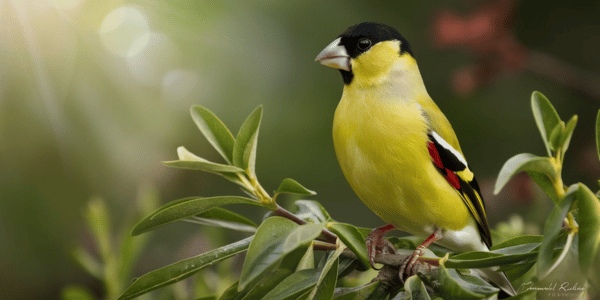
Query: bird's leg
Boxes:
[
  {"xmin": 366, "ymin": 224, "xmax": 396, "ymax": 269},
  {"xmin": 399, "ymin": 228, "xmax": 442, "ymax": 281}
]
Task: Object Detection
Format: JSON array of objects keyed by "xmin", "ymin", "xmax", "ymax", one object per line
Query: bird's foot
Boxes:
[
  {"xmin": 399, "ymin": 246, "xmax": 428, "ymax": 281},
  {"xmin": 366, "ymin": 224, "xmax": 396, "ymax": 270},
  {"xmin": 399, "ymin": 229, "xmax": 442, "ymax": 281}
]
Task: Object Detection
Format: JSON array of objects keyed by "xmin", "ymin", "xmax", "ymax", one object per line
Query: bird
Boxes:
[{"xmin": 315, "ymin": 22, "xmax": 516, "ymax": 296}]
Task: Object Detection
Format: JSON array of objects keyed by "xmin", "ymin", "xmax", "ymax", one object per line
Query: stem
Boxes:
[
  {"xmin": 313, "ymin": 240, "xmax": 337, "ymax": 251},
  {"xmin": 273, "ymin": 204, "xmax": 338, "ymax": 243},
  {"xmin": 237, "ymin": 169, "xmax": 338, "ymax": 243},
  {"xmin": 566, "ymin": 212, "xmax": 579, "ymax": 233},
  {"xmin": 273, "ymin": 204, "xmax": 306, "ymax": 225},
  {"xmin": 236, "ymin": 172, "xmax": 275, "ymax": 208},
  {"xmin": 550, "ymin": 156, "xmax": 566, "ymax": 199},
  {"xmin": 249, "ymin": 174, "xmax": 271, "ymax": 204}
]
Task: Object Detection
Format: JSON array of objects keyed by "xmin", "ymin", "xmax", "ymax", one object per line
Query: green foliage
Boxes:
[
  {"xmin": 495, "ymin": 91, "xmax": 600, "ymax": 297},
  {"xmin": 239, "ymin": 217, "xmax": 323, "ymax": 290},
  {"xmin": 437, "ymin": 267, "xmax": 499, "ymax": 299},
  {"xmin": 117, "ymin": 95, "xmax": 599, "ymax": 299},
  {"xmin": 190, "ymin": 105, "xmax": 236, "ymax": 164},
  {"xmin": 118, "ymin": 237, "xmax": 252, "ymax": 300},
  {"xmin": 327, "ymin": 222, "xmax": 370, "ymax": 269},
  {"xmin": 131, "ymin": 196, "xmax": 264, "ymax": 235},
  {"xmin": 62, "ymin": 188, "xmax": 159, "ymax": 300}
]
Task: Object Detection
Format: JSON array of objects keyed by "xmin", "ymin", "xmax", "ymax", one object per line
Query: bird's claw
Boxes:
[
  {"xmin": 366, "ymin": 225, "xmax": 396, "ymax": 270},
  {"xmin": 399, "ymin": 246, "xmax": 427, "ymax": 282}
]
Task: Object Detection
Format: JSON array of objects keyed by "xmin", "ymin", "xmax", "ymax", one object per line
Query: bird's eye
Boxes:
[{"xmin": 357, "ymin": 38, "xmax": 372, "ymax": 50}]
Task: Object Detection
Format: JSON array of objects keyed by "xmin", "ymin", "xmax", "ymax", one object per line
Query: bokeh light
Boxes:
[{"xmin": 99, "ymin": 5, "xmax": 151, "ymax": 58}]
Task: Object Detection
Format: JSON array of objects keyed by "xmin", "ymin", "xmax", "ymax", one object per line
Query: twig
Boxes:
[{"xmin": 272, "ymin": 204, "xmax": 338, "ymax": 243}]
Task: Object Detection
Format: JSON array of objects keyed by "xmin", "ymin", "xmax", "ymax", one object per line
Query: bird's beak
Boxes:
[{"xmin": 315, "ymin": 37, "xmax": 350, "ymax": 71}]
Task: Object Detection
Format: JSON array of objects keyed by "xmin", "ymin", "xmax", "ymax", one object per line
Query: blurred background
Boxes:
[{"xmin": 0, "ymin": 0, "xmax": 598, "ymax": 298}]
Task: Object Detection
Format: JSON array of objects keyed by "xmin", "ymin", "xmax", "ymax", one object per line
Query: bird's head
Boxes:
[{"xmin": 315, "ymin": 22, "xmax": 414, "ymax": 86}]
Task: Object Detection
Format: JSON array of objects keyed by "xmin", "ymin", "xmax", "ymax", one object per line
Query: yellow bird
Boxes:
[{"xmin": 315, "ymin": 22, "xmax": 515, "ymax": 296}]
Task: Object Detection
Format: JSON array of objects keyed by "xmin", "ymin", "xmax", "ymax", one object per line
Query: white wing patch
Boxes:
[{"xmin": 429, "ymin": 130, "xmax": 468, "ymax": 167}]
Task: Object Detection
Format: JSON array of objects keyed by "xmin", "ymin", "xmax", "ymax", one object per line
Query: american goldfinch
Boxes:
[{"xmin": 315, "ymin": 22, "xmax": 515, "ymax": 296}]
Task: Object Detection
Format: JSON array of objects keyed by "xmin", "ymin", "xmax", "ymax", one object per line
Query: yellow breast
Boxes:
[{"xmin": 332, "ymin": 87, "xmax": 471, "ymax": 235}]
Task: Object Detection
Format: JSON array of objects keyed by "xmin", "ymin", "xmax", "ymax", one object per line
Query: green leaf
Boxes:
[
  {"xmin": 274, "ymin": 178, "xmax": 316, "ymax": 202},
  {"xmin": 527, "ymin": 171, "xmax": 560, "ymax": 203},
  {"xmin": 85, "ymin": 197, "xmax": 112, "ymax": 263},
  {"xmin": 312, "ymin": 252, "xmax": 340, "ymax": 300},
  {"xmin": 491, "ymin": 242, "xmax": 540, "ymax": 256},
  {"xmin": 238, "ymin": 217, "xmax": 323, "ymax": 290},
  {"xmin": 232, "ymin": 106, "xmax": 263, "ymax": 175},
  {"xmin": 85, "ymin": 198, "xmax": 121, "ymax": 298},
  {"xmin": 310, "ymin": 245, "xmax": 345, "ymax": 299},
  {"xmin": 337, "ymin": 256, "xmax": 360, "ymax": 277},
  {"xmin": 218, "ymin": 282, "xmax": 240, "ymax": 300},
  {"xmin": 401, "ymin": 275, "xmax": 431, "ymax": 300},
  {"xmin": 548, "ymin": 122, "xmax": 564, "ymax": 152},
  {"xmin": 165, "ymin": 147, "xmax": 244, "ymax": 174},
  {"xmin": 118, "ymin": 187, "xmax": 158, "ymax": 283},
  {"xmin": 187, "ymin": 207, "xmax": 257, "ymax": 232},
  {"xmin": 596, "ymin": 109, "xmax": 600, "ymax": 161},
  {"xmin": 537, "ymin": 184, "xmax": 577, "ymax": 280},
  {"xmin": 490, "ymin": 235, "xmax": 543, "ymax": 251},
  {"xmin": 190, "ymin": 105, "xmax": 235, "ymax": 164},
  {"xmin": 499, "ymin": 260, "xmax": 536, "ymax": 280},
  {"xmin": 437, "ymin": 266, "xmax": 498, "ymax": 300},
  {"xmin": 295, "ymin": 200, "xmax": 332, "ymax": 223},
  {"xmin": 297, "ymin": 246, "xmax": 315, "ymax": 270},
  {"xmin": 239, "ymin": 247, "xmax": 308, "ymax": 299},
  {"xmin": 241, "ymin": 268, "xmax": 294, "ymax": 300},
  {"xmin": 494, "ymin": 153, "xmax": 557, "ymax": 196},
  {"xmin": 132, "ymin": 196, "xmax": 262, "ymax": 235},
  {"xmin": 167, "ymin": 147, "xmax": 244, "ymax": 185},
  {"xmin": 505, "ymin": 290, "xmax": 537, "ymax": 300},
  {"xmin": 531, "ymin": 91, "xmax": 561, "ymax": 156},
  {"xmin": 72, "ymin": 248, "xmax": 103, "ymax": 280},
  {"xmin": 261, "ymin": 269, "xmax": 320, "ymax": 300},
  {"xmin": 446, "ymin": 249, "xmax": 537, "ymax": 269},
  {"xmin": 333, "ymin": 281, "xmax": 380, "ymax": 300},
  {"xmin": 61, "ymin": 286, "xmax": 96, "ymax": 300},
  {"xmin": 327, "ymin": 222, "xmax": 369, "ymax": 268},
  {"xmin": 576, "ymin": 183, "xmax": 600, "ymax": 275},
  {"xmin": 118, "ymin": 237, "xmax": 252, "ymax": 300},
  {"xmin": 559, "ymin": 115, "xmax": 578, "ymax": 158}
]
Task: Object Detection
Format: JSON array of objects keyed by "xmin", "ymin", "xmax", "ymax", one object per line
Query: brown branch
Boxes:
[{"xmin": 272, "ymin": 204, "xmax": 338, "ymax": 243}]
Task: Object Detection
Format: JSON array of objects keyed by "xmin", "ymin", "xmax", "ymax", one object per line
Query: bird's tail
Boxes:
[{"xmin": 477, "ymin": 267, "xmax": 517, "ymax": 297}]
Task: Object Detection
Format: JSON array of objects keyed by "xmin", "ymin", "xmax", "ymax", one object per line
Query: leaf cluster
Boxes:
[
  {"xmin": 62, "ymin": 189, "xmax": 159, "ymax": 300},
  {"xmin": 116, "ymin": 93, "xmax": 600, "ymax": 299},
  {"xmin": 494, "ymin": 91, "xmax": 600, "ymax": 298}
]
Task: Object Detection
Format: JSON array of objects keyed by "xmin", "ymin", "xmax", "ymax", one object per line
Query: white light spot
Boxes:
[
  {"xmin": 99, "ymin": 6, "xmax": 150, "ymax": 58},
  {"xmin": 126, "ymin": 32, "xmax": 179, "ymax": 85}
]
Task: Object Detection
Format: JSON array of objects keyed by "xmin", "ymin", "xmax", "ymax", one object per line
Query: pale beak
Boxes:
[{"xmin": 315, "ymin": 37, "xmax": 350, "ymax": 71}]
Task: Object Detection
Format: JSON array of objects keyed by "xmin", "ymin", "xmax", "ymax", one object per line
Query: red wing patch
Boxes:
[{"xmin": 427, "ymin": 141, "xmax": 461, "ymax": 189}]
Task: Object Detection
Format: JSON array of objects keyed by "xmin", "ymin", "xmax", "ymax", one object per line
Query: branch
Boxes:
[{"xmin": 272, "ymin": 204, "xmax": 338, "ymax": 243}]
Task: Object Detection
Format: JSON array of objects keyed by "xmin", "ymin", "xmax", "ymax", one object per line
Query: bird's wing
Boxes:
[{"xmin": 426, "ymin": 131, "xmax": 492, "ymax": 248}]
